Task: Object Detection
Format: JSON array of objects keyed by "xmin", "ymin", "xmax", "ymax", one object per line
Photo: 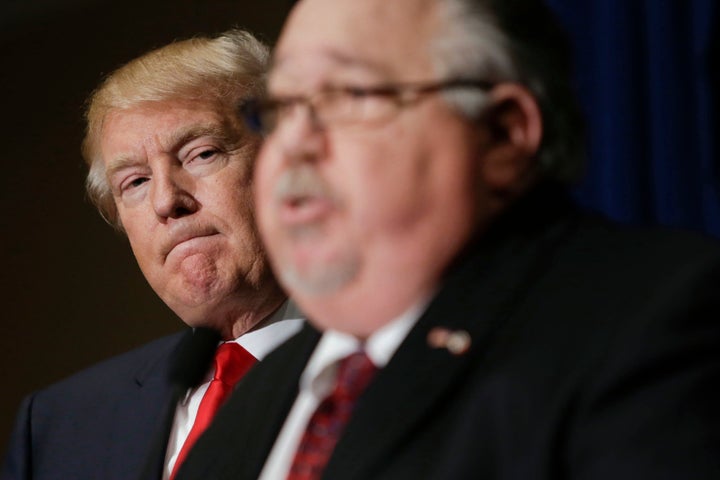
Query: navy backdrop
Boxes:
[{"xmin": 546, "ymin": 0, "xmax": 720, "ymax": 236}]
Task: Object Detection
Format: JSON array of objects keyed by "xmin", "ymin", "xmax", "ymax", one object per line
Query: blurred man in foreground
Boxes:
[
  {"xmin": 2, "ymin": 29, "xmax": 303, "ymax": 480},
  {"xmin": 176, "ymin": 1, "xmax": 720, "ymax": 479}
]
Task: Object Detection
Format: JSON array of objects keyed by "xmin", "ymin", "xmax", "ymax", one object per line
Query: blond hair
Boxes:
[{"xmin": 82, "ymin": 29, "xmax": 269, "ymax": 227}]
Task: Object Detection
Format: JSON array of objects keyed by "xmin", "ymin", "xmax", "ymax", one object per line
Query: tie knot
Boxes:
[
  {"xmin": 334, "ymin": 351, "xmax": 377, "ymax": 399},
  {"xmin": 213, "ymin": 342, "xmax": 257, "ymax": 386}
]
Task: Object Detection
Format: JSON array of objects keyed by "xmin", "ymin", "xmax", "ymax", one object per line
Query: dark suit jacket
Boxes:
[
  {"xmin": 1, "ymin": 331, "xmax": 188, "ymax": 480},
  {"xmin": 176, "ymin": 187, "xmax": 720, "ymax": 480}
]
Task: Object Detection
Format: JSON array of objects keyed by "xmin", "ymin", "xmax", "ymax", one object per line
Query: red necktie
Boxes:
[
  {"xmin": 287, "ymin": 351, "xmax": 377, "ymax": 480},
  {"xmin": 170, "ymin": 342, "xmax": 256, "ymax": 479}
]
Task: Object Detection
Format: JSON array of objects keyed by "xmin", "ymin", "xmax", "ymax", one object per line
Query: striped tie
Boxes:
[{"xmin": 287, "ymin": 351, "xmax": 377, "ymax": 480}]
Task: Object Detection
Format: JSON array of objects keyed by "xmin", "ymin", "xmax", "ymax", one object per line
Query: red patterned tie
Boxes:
[
  {"xmin": 170, "ymin": 342, "xmax": 256, "ymax": 479},
  {"xmin": 287, "ymin": 351, "xmax": 377, "ymax": 480}
]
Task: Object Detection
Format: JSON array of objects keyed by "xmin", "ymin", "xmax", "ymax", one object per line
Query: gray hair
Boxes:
[
  {"xmin": 431, "ymin": 0, "xmax": 585, "ymax": 182},
  {"xmin": 82, "ymin": 29, "xmax": 270, "ymax": 228}
]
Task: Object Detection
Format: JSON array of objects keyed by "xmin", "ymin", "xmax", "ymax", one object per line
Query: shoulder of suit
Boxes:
[
  {"xmin": 562, "ymin": 213, "xmax": 720, "ymax": 275},
  {"xmin": 31, "ymin": 330, "xmax": 187, "ymax": 400}
]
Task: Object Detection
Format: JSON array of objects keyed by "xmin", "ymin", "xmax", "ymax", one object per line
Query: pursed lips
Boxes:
[{"xmin": 161, "ymin": 226, "xmax": 220, "ymax": 260}]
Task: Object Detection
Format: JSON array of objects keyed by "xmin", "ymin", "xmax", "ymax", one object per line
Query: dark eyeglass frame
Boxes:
[{"xmin": 239, "ymin": 78, "xmax": 495, "ymax": 134}]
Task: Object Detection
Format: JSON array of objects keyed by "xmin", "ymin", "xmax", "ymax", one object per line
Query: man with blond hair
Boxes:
[{"xmin": 2, "ymin": 29, "xmax": 303, "ymax": 480}]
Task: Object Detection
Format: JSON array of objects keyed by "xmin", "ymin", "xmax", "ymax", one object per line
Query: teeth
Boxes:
[{"xmin": 288, "ymin": 196, "xmax": 307, "ymax": 207}]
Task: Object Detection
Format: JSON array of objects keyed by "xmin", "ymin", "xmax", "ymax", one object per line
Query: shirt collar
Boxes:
[
  {"xmin": 299, "ymin": 296, "xmax": 431, "ymax": 396},
  {"xmin": 182, "ymin": 300, "xmax": 305, "ymax": 403},
  {"xmin": 232, "ymin": 299, "xmax": 305, "ymax": 360}
]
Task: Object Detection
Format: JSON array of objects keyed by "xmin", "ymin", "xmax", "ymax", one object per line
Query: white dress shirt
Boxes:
[
  {"xmin": 163, "ymin": 300, "xmax": 304, "ymax": 479},
  {"xmin": 258, "ymin": 299, "xmax": 429, "ymax": 480}
]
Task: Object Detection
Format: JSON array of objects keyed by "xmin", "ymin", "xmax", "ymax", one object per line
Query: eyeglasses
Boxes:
[{"xmin": 240, "ymin": 79, "xmax": 494, "ymax": 135}]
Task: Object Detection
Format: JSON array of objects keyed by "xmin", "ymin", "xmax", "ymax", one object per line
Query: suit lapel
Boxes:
[
  {"xmin": 324, "ymin": 187, "xmax": 579, "ymax": 479},
  {"xmin": 233, "ymin": 324, "xmax": 322, "ymax": 479},
  {"xmin": 117, "ymin": 331, "xmax": 188, "ymax": 480}
]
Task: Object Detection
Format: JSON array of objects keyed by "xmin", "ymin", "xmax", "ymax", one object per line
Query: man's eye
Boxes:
[
  {"xmin": 343, "ymin": 87, "xmax": 371, "ymax": 98},
  {"xmin": 124, "ymin": 177, "xmax": 149, "ymax": 190},
  {"xmin": 199, "ymin": 149, "xmax": 218, "ymax": 159},
  {"xmin": 189, "ymin": 148, "xmax": 220, "ymax": 164}
]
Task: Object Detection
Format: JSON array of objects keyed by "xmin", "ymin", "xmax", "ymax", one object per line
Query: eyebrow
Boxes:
[
  {"xmin": 168, "ymin": 123, "xmax": 236, "ymax": 153},
  {"xmin": 105, "ymin": 122, "xmax": 239, "ymax": 179},
  {"xmin": 105, "ymin": 156, "xmax": 146, "ymax": 181}
]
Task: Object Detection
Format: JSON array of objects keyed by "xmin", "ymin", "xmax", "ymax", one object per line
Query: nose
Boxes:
[
  {"xmin": 272, "ymin": 104, "xmax": 327, "ymax": 165},
  {"xmin": 150, "ymin": 166, "xmax": 198, "ymax": 220}
]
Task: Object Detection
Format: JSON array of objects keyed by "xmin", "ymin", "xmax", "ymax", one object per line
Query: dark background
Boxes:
[
  {"xmin": 0, "ymin": 0, "xmax": 294, "ymax": 455},
  {"xmin": 1, "ymin": 0, "xmax": 717, "ymax": 459}
]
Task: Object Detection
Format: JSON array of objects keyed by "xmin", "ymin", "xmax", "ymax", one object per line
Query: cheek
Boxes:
[
  {"xmin": 210, "ymin": 161, "xmax": 256, "ymax": 214},
  {"xmin": 254, "ymin": 141, "xmax": 281, "ymax": 189},
  {"xmin": 252, "ymin": 167, "xmax": 270, "ymax": 212},
  {"xmin": 345, "ymin": 136, "xmax": 433, "ymax": 230},
  {"xmin": 218, "ymin": 190, "xmax": 259, "ymax": 250},
  {"xmin": 254, "ymin": 151, "xmax": 284, "ymax": 230}
]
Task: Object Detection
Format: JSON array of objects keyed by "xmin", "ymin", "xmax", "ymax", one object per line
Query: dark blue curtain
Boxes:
[{"xmin": 546, "ymin": 0, "xmax": 720, "ymax": 236}]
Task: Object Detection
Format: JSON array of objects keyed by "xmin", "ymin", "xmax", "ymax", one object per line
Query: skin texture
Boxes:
[
  {"xmin": 254, "ymin": 0, "xmax": 542, "ymax": 338},
  {"xmin": 100, "ymin": 98, "xmax": 285, "ymax": 339}
]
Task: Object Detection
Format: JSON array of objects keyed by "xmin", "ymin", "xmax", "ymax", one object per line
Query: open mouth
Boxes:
[{"xmin": 279, "ymin": 194, "xmax": 334, "ymax": 225}]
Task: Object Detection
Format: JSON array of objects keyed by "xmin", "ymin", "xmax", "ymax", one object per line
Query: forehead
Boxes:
[
  {"xmin": 102, "ymin": 99, "xmax": 229, "ymax": 133},
  {"xmin": 100, "ymin": 99, "xmax": 235, "ymax": 151},
  {"xmin": 271, "ymin": 0, "xmax": 440, "ymax": 87}
]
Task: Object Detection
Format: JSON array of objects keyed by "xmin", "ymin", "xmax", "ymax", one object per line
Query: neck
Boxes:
[{"xmin": 223, "ymin": 286, "xmax": 288, "ymax": 340}]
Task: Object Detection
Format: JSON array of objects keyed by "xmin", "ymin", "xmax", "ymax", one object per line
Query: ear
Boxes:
[{"xmin": 477, "ymin": 83, "xmax": 543, "ymax": 196}]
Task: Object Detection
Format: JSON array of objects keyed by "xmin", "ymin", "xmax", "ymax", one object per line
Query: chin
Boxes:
[{"xmin": 279, "ymin": 258, "xmax": 358, "ymax": 297}]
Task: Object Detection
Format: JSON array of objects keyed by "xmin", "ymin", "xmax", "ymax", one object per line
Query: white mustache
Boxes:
[{"xmin": 273, "ymin": 165, "xmax": 338, "ymax": 205}]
